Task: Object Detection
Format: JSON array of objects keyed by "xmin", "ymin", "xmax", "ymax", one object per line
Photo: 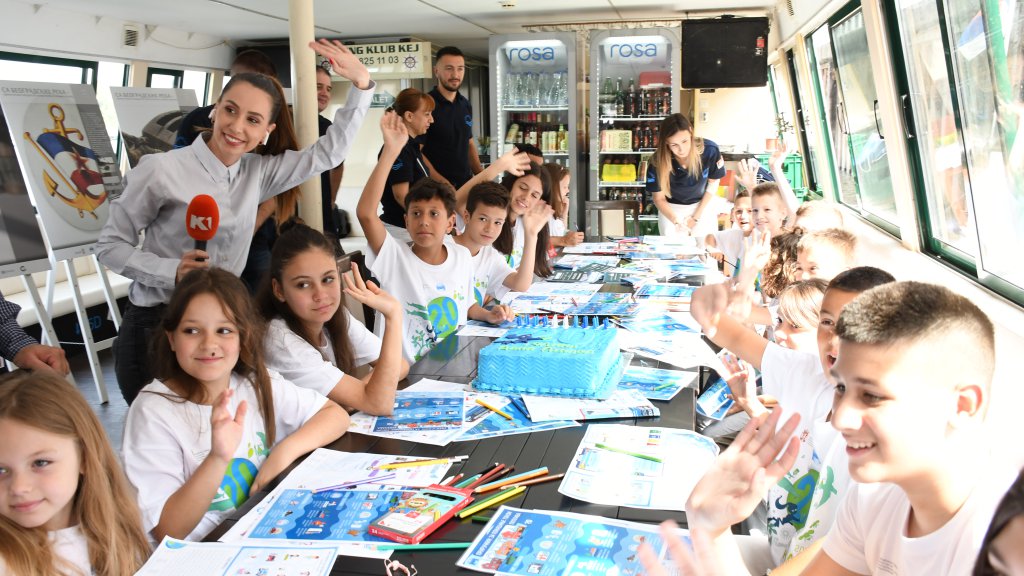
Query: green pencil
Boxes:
[
  {"xmin": 376, "ymin": 542, "xmax": 473, "ymax": 551},
  {"xmin": 595, "ymin": 443, "xmax": 663, "ymax": 463},
  {"xmin": 470, "ymin": 515, "xmax": 493, "ymax": 523}
]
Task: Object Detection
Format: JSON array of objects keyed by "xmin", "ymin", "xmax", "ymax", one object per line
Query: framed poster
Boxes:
[
  {"xmin": 109, "ymin": 87, "xmax": 198, "ymax": 167},
  {"xmin": 0, "ymin": 81, "xmax": 123, "ymax": 261}
]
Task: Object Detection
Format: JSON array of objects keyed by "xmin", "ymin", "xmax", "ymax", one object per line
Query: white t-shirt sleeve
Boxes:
[
  {"xmin": 822, "ymin": 482, "xmax": 872, "ymax": 574},
  {"xmin": 347, "ymin": 310, "xmax": 382, "ymax": 367},
  {"xmin": 122, "ymin": 384, "xmax": 196, "ymax": 534},
  {"xmin": 548, "ymin": 217, "xmax": 566, "ymax": 238},
  {"xmin": 483, "ymin": 246, "xmax": 515, "ymax": 296},
  {"xmin": 760, "ymin": 342, "xmax": 827, "ymax": 409},
  {"xmin": 265, "ymin": 318, "xmax": 345, "ymax": 397},
  {"xmin": 268, "ymin": 370, "xmax": 330, "ymax": 442}
]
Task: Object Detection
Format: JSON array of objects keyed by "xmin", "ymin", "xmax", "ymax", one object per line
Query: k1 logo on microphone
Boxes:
[{"xmin": 190, "ymin": 214, "xmax": 213, "ymax": 231}]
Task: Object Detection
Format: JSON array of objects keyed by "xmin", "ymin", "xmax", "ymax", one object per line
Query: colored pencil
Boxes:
[
  {"xmin": 469, "ymin": 462, "xmax": 501, "ymax": 479},
  {"xmin": 475, "ymin": 398, "xmax": 512, "ymax": 420},
  {"xmin": 458, "ymin": 485, "xmax": 527, "ymax": 518},
  {"xmin": 376, "ymin": 542, "xmax": 473, "ymax": 551},
  {"xmin": 470, "ymin": 515, "xmax": 493, "ymax": 523},
  {"xmin": 466, "ymin": 464, "xmax": 506, "ymax": 490},
  {"xmin": 454, "ymin": 474, "xmax": 481, "ymax": 489},
  {"xmin": 595, "ymin": 443, "xmax": 663, "ymax": 463},
  {"xmin": 313, "ymin": 472, "xmax": 397, "ymax": 493},
  {"xmin": 375, "ymin": 456, "xmax": 467, "ymax": 470},
  {"xmin": 475, "ymin": 467, "xmax": 549, "ymax": 494},
  {"xmin": 508, "ymin": 473, "xmax": 564, "ymax": 488},
  {"xmin": 440, "ymin": 473, "xmax": 464, "ymax": 487}
]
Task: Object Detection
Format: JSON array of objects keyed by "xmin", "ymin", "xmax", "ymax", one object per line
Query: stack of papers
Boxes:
[{"xmin": 138, "ymin": 538, "xmax": 339, "ymax": 575}]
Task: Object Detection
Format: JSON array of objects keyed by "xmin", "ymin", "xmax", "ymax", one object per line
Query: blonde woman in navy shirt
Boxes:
[
  {"xmin": 97, "ymin": 39, "xmax": 374, "ymax": 404},
  {"xmin": 646, "ymin": 113, "xmax": 726, "ymax": 239}
]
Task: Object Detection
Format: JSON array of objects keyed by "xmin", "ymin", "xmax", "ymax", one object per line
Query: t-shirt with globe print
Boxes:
[
  {"xmin": 370, "ymin": 232, "xmax": 473, "ymax": 363},
  {"xmin": 122, "ymin": 371, "xmax": 328, "ymax": 541},
  {"xmin": 443, "ymin": 236, "xmax": 515, "ymax": 306},
  {"xmin": 760, "ymin": 343, "xmax": 849, "ymax": 565}
]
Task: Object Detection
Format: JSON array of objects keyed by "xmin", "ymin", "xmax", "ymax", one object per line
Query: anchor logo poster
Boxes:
[{"xmin": 0, "ymin": 81, "xmax": 124, "ymax": 254}]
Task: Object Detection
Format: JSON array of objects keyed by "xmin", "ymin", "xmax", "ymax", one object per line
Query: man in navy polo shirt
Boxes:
[{"xmin": 421, "ymin": 46, "xmax": 483, "ymax": 190}]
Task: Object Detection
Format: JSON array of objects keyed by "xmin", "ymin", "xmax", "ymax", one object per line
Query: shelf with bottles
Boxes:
[
  {"xmin": 598, "ymin": 182, "xmax": 645, "ymax": 187},
  {"xmin": 502, "ymin": 111, "xmax": 570, "ymax": 155},
  {"xmin": 502, "ymin": 70, "xmax": 571, "ymax": 109},
  {"xmin": 597, "ymin": 75, "xmax": 673, "ymax": 119},
  {"xmin": 599, "ymin": 115, "xmax": 667, "ymax": 122},
  {"xmin": 504, "ymin": 105, "xmax": 570, "ymax": 112}
]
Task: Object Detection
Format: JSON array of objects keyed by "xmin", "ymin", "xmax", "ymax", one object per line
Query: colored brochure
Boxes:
[
  {"xmin": 220, "ymin": 449, "xmax": 451, "ymax": 557},
  {"xmin": 521, "ymin": 389, "xmax": 659, "ymax": 422},
  {"xmin": 615, "ymin": 311, "xmax": 697, "ymax": 334},
  {"xmin": 457, "ymin": 393, "xmax": 578, "ymax": 441},
  {"xmin": 621, "ymin": 332, "xmax": 720, "ymax": 370},
  {"xmin": 372, "ymin": 390, "xmax": 465, "ymax": 432},
  {"xmin": 561, "ymin": 242, "xmax": 620, "ymax": 254},
  {"xmin": 137, "ymin": 537, "xmax": 338, "ymax": 575},
  {"xmin": 457, "ymin": 506, "xmax": 689, "ymax": 575},
  {"xmin": 634, "ymin": 283, "xmax": 697, "ymax": 302},
  {"xmin": 617, "ymin": 366, "xmax": 698, "ymax": 401},
  {"xmin": 553, "ymin": 254, "xmax": 622, "ymax": 270},
  {"xmin": 696, "ymin": 376, "xmax": 735, "ymax": 421},
  {"xmin": 547, "ymin": 269, "xmax": 595, "ymax": 283},
  {"xmin": 560, "ymin": 300, "xmax": 641, "ymax": 317},
  {"xmin": 558, "ymin": 425, "xmax": 719, "ymax": 510},
  {"xmin": 619, "ymin": 251, "xmax": 681, "ymax": 260},
  {"xmin": 459, "ymin": 319, "xmax": 514, "ymax": 338}
]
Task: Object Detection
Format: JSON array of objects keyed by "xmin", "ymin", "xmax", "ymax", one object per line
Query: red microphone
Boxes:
[{"xmin": 185, "ymin": 194, "xmax": 220, "ymax": 260}]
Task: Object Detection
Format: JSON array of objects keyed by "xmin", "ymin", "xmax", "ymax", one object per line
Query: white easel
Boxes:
[
  {"xmin": 0, "ymin": 257, "xmax": 66, "ymax": 384},
  {"xmin": 43, "ymin": 245, "xmax": 122, "ymax": 404}
]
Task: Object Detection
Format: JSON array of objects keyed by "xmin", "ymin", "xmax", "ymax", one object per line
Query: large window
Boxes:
[{"xmin": 945, "ymin": 0, "xmax": 1023, "ymax": 294}]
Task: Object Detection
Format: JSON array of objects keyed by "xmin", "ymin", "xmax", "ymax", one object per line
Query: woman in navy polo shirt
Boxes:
[
  {"xmin": 646, "ymin": 114, "xmax": 726, "ymax": 239},
  {"xmin": 379, "ymin": 88, "xmax": 434, "ymax": 242}
]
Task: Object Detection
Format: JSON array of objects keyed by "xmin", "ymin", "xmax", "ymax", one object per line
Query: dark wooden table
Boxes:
[{"xmin": 208, "ymin": 333, "xmax": 698, "ymax": 575}]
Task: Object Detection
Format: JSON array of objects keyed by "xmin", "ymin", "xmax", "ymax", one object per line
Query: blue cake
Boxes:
[{"xmin": 475, "ymin": 324, "xmax": 622, "ymax": 398}]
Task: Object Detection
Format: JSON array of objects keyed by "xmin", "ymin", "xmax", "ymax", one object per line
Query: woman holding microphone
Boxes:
[
  {"xmin": 646, "ymin": 113, "xmax": 726, "ymax": 239},
  {"xmin": 97, "ymin": 39, "xmax": 374, "ymax": 404}
]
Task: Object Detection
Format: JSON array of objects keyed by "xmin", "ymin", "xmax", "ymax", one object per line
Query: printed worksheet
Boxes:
[
  {"xmin": 457, "ymin": 506, "xmax": 688, "ymax": 575},
  {"xmin": 137, "ymin": 537, "xmax": 338, "ymax": 575},
  {"xmin": 557, "ymin": 425, "xmax": 719, "ymax": 510},
  {"xmin": 372, "ymin": 390, "xmax": 465, "ymax": 432}
]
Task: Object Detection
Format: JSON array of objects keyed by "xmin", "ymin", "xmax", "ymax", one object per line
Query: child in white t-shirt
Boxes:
[
  {"xmin": 0, "ymin": 371, "xmax": 150, "ymax": 576},
  {"xmin": 492, "ymin": 163, "xmax": 554, "ymax": 278},
  {"xmin": 645, "ymin": 281, "xmax": 1016, "ymax": 576},
  {"xmin": 452, "ymin": 181, "xmax": 551, "ymax": 321},
  {"xmin": 357, "ymin": 112, "xmax": 475, "ymax": 363},
  {"xmin": 122, "ymin": 269, "xmax": 347, "ymax": 542},
  {"xmin": 259, "ymin": 222, "xmax": 409, "ymax": 415},
  {"xmin": 543, "ymin": 163, "xmax": 584, "ymax": 251},
  {"xmin": 689, "ymin": 267, "xmax": 895, "ymax": 574},
  {"xmin": 706, "ymin": 189, "xmax": 753, "ymax": 277}
]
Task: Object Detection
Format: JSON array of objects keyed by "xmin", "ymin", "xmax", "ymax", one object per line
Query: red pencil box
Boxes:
[{"xmin": 368, "ymin": 484, "xmax": 474, "ymax": 544}]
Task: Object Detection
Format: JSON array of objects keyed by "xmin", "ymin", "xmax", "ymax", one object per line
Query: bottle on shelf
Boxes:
[
  {"xmin": 614, "ymin": 77, "xmax": 625, "ymax": 117},
  {"xmin": 600, "ymin": 78, "xmax": 615, "ymax": 117},
  {"xmin": 642, "ymin": 123, "xmax": 654, "ymax": 149},
  {"xmin": 557, "ymin": 124, "xmax": 567, "ymax": 152},
  {"xmin": 626, "ymin": 78, "xmax": 637, "ymax": 118},
  {"xmin": 632, "ymin": 124, "xmax": 641, "ymax": 151}
]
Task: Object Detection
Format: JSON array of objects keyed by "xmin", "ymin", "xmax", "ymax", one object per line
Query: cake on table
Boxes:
[{"xmin": 474, "ymin": 318, "xmax": 623, "ymax": 399}]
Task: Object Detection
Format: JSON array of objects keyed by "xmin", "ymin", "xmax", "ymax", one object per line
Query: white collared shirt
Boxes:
[{"xmin": 97, "ymin": 83, "xmax": 374, "ymax": 307}]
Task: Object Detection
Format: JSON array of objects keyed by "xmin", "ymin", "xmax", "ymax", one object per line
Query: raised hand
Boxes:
[
  {"xmin": 736, "ymin": 158, "xmax": 760, "ymax": 191},
  {"xmin": 522, "ymin": 200, "xmax": 554, "ymax": 236},
  {"xmin": 686, "ymin": 408, "xmax": 801, "ymax": 536},
  {"xmin": 769, "ymin": 144, "xmax": 788, "ymax": 173},
  {"xmin": 309, "ymin": 39, "xmax": 371, "ymax": 90},
  {"xmin": 689, "ymin": 283, "xmax": 731, "ymax": 338},
  {"xmin": 720, "ymin": 352, "xmax": 765, "ymax": 417},
  {"xmin": 379, "ymin": 110, "xmax": 409, "ymax": 153},
  {"xmin": 342, "ymin": 262, "xmax": 400, "ymax": 319},
  {"xmin": 494, "ymin": 147, "xmax": 532, "ymax": 177},
  {"xmin": 210, "ymin": 389, "xmax": 247, "ymax": 463},
  {"xmin": 638, "ymin": 521, "xmax": 733, "ymax": 576},
  {"xmin": 562, "ymin": 230, "xmax": 584, "ymax": 246}
]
